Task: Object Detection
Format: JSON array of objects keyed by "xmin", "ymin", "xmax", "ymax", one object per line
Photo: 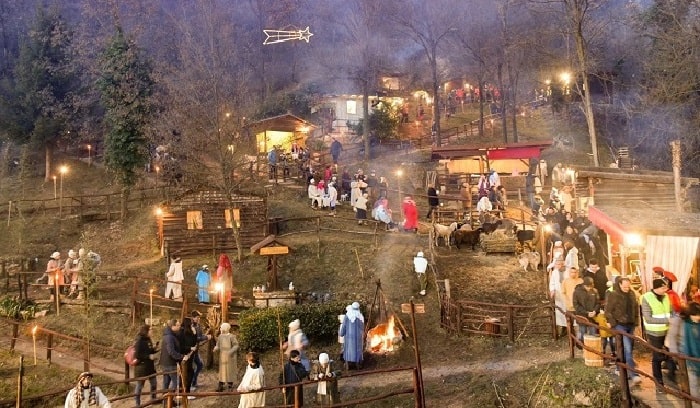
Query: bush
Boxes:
[{"xmin": 238, "ymin": 302, "xmax": 356, "ymax": 352}]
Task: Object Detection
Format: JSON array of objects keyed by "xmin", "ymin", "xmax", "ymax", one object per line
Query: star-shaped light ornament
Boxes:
[{"xmin": 263, "ymin": 26, "xmax": 314, "ymax": 45}]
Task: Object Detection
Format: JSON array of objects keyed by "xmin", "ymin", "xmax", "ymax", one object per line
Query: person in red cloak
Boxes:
[
  {"xmin": 216, "ymin": 253, "xmax": 233, "ymax": 302},
  {"xmin": 401, "ymin": 196, "xmax": 418, "ymax": 233},
  {"xmin": 663, "ymin": 270, "xmax": 682, "ymax": 314}
]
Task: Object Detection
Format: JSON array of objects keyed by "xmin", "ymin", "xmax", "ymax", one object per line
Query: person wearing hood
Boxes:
[
  {"xmin": 311, "ymin": 352, "xmax": 341, "ymax": 405},
  {"xmin": 159, "ymin": 319, "xmax": 186, "ymax": 393},
  {"xmin": 573, "ymin": 277, "xmax": 599, "ymax": 344},
  {"xmin": 43, "ymin": 251, "xmax": 63, "ymax": 301},
  {"xmin": 213, "ymin": 322, "xmax": 239, "ymax": 392},
  {"xmin": 354, "ymin": 193, "xmax": 369, "ymax": 225},
  {"xmin": 414, "ymin": 252, "xmax": 428, "ymax": 296},
  {"xmin": 165, "ymin": 256, "xmax": 184, "ymax": 301},
  {"xmin": 605, "ymin": 277, "xmax": 642, "ymax": 385},
  {"xmin": 217, "ymin": 253, "xmax": 233, "ymax": 303},
  {"xmin": 328, "ymin": 181, "xmax": 338, "ymax": 216},
  {"xmin": 308, "ymin": 179, "xmax": 322, "ymax": 208},
  {"xmin": 401, "ymin": 196, "xmax": 419, "ymax": 232},
  {"xmin": 65, "ymin": 250, "xmax": 80, "ymax": 298},
  {"xmin": 283, "ymin": 319, "xmax": 310, "ymax": 371},
  {"xmin": 64, "ymin": 372, "xmax": 111, "ymax": 408},
  {"xmin": 195, "ymin": 265, "xmax": 211, "ymax": 303},
  {"xmin": 641, "ymin": 278, "xmax": 676, "ymax": 391},
  {"xmin": 340, "ymin": 302, "xmax": 365, "ymax": 369}
]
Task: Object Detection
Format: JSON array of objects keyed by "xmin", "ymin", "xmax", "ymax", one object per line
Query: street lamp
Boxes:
[
  {"xmin": 87, "ymin": 144, "xmax": 92, "ymax": 166},
  {"xmin": 396, "ymin": 169, "xmax": 404, "ymax": 217},
  {"xmin": 215, "ymin": 282, "xmax": 227, "ymax": 322},
  {"xmin": 53, "ymin": 175, "xmax": 57, "ymax": 199},
  {"xmin": 59, "ymin": 166, "xmax": 68, "ymax": 218},
  {"xmin": 154, "ymin": 165, "xmax": 160, "ymax": 186}
]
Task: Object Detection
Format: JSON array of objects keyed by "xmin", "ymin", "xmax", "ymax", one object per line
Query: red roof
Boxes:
[{"xmin": 431, "ymin": 141, "xmax": 553, "ymax": 160}]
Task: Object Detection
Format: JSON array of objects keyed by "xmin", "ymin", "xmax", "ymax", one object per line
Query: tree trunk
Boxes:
[
  {"xmin": 44, "ymin": 144, "xmax": 53, "ymax": 182},
  {"xmin": 570, "ymin": 0, "xmax": 599, "ymax": 167},
  {"xmin": 362, "ymin": 82, "xmax": 370, "ymax": 162},
  {"xmin": 497, "ymin": 63, "xmax": 507, "ymax": 143},
  {"xmin": 121, "ymin": 186, "xmax": 130, "ymax": 220},
  {"xmin": 431, "ymin": 48, "xmax": 441, "ymax": 146},
  {"xmin": 478, "ymin": 81, "xmax": 485, "ymax": 137}
]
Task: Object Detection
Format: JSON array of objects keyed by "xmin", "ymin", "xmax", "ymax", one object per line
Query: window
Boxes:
[
  {"xmin": 346, "ymin": 100, "xmax": 356, "ymax": 115},
  {"xmin": 225, "ymin": 208, "xmax": 241, "ymax": 228},
  {"xmin": 186, "ymin": 211, "xmax": 203, "ymax": 230}
]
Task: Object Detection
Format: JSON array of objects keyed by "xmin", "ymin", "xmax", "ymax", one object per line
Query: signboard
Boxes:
[
  {"xmin": 260, "ymin": 246, "xmax": 289, "ymax": 256},
  {"xmin": 401, "ymin": 303, "xmax": 425, "ymax": 314}
]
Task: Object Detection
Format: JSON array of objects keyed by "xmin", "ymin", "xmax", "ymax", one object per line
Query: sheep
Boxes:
[
  {"xmin": 454, "ymin": 228, "xmax": 483, "ymax": 250},
  {"xmin": 434, "ymin": 222, "xmax": 458, "ymax": 248},
  {"xmin": 516, "ymin": 229, "xmax": 536, "ymax": 246},
  {"xmin": 495, "ymin": 219, "xmax": 517, "ymax": 236}
]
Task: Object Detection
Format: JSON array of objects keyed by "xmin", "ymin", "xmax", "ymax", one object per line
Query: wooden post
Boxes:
[
  {"xmin": 412, "ymin": 368, "xmax": 421, "ymax": 408},
  {"xmin": 507, "ymin": 306, "xmax": 515, "ymax": 342},
  {"xmin": 409, "ymin": 300, "xmax": 425, "ymax": 408},
  {"xmin": 671, "ymin": 140, "xmax": 683, "ymax": 212},
  {"xmin": 83, "ymin": 340, "xmax": 90, "ymax": 371},
  {"xmin": 374, "ymin": 221, "xmax": 378, "ymax": 248},
  {"xmin": 567, "ymin": 314, "xmax": 575, "ymax": 358},
  {"xmin": 16, "ymin": 355, "xmax": 23, "ymax": 408},
  {"xmin": 10, "ymin": 321, "xmax": 18, "ymax": 350},
  {"xmin": 54, "ymin": 274, "xmax": 60, "ymax": 316},
  {"xmin": 616, "ymin": 332, "xmax": 632, "ymax": 407},
  {"xmin": 125, "ymin": 360, "xmax": 130, "ymax": 381},
  {"xmin": 316, "ymin": 217, "xmax": 321, "ymax": 259},
  {"xmin": 46, "ymin": 333, "xmax": 53, "ymax": 364},
  {"xmin": 676, "ymin": 359, "xmax": 693, "ymax": 408}
]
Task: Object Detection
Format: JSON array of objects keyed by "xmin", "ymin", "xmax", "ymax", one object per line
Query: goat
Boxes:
[
  {"xmin": 434, "ymin": 222, "xmax": 458, "ymax": 248},
  {"xmin": 495, "ymin": 219, "xmax": 517, "ymax": 236},
  {"xmin": 454, "ymin": 228, "xmax": 483, "ymax": 250},
  {"xmin": 481, "ymin": 220, "xmax": 502, "ymax": 234},
  {"xmin": 518, "ymin": 251, "xmax": 541, "ymax": 271}
]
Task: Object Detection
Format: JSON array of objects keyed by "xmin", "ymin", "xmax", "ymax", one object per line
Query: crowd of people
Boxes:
[
  {"xmin": 37, "ymin": 248, "xmax": 101, "ymax": 301},
  {"xmin": 119, "ymin": 301, "xmax": 366, "ymax": 407}
]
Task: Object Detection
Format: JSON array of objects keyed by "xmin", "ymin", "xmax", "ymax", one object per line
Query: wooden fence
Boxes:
[
  {"xmin": 439, "ymin": 299, "xmax": 556, "ymax": 341},
  {"xmin": 2, "ymin": 315, "xmax": 425, "ymax": 408},
  {"xmin": 0, "ymin": 186, "xmax": 177, "ymax": 222}
]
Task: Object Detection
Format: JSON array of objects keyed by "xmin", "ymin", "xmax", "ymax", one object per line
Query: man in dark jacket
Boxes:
[
  {"xmin": 605, "ymin": 277, "xmax": 642, "ymax": 385},
  {"xmin": 280, "ymin": 349, "xmax": 309, "ymax": 406},
  {"xmin": 160, "ymin": 319, "xmax": 186, "ymax": 392},
  {"xmin": 426, "ymin": 185, "xmax": 439, "ymax": 219},
  {"xmin": 573, "ymin": 277, "xmax": 599, "ymax": 343}
]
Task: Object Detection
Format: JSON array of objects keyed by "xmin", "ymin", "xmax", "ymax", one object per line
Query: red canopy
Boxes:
[
  {"xmin": 486, "ymin": 147, "xmax": 542, "ymax": 160},
  {"xmin": 587, "ymin": 206, "xmax": 627, "ymax": 243}
]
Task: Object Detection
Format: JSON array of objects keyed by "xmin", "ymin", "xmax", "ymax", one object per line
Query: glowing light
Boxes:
[
  {"xmin": 155, "ymin": 207, "xmax": 163, "ymax": 216},
  {"xmin": 263, "ymin": 26, "xmax": 313, "ymax": 45},
  {"xmin": 59, "ymin": 165, "xmax": 68, "ymax": 175},
  {"xmin": 543, "ymin": 224, "xmax": 552, "ymax": 233},
  {"xmin": 396, "ymin": 169, "xmax": 403, "ymax": 177},
  {"xmin": 624, "ymin": 233, "xmax": 644, "ymax": 247},
  {"xmin": 560, "ymin": 72, "xmax": 571, "ymax": 85},
  {"xmin": 545, "ymin": 79, "xmax": 551, "ymax": 85}
]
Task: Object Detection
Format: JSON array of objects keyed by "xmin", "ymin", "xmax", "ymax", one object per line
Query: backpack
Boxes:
[{"xmin": 124, "ymin": 344, "xmax": 138, "ymax": 366}]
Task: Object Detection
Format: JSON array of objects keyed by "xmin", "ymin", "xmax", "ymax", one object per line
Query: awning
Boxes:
[
  {"xmin": 486, "ymin": 147, "xmax": 542, "ymax": 160},
  {"xmin": 587, "ymin": 206, "xmax": 627, "ymax": 243}
]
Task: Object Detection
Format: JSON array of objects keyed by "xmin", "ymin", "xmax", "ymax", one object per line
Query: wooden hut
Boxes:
[
  {"xmin": 156, "ymin": 190, "xmax": 267, "ymax": 257},
  {"xmin": 572, "ymin": 167, "xmax": 700, "ymax": 295}
]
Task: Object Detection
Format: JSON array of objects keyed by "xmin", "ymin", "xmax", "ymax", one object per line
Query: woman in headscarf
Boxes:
[
  {"xmin": 283, "ymin": 319, "xmax": 310, "ymax": 371},
  {"xmin": 213, "ymin": 322, "xmax": 239, "ymax": 392},
  {"xmin": 340, "ymin": 302, "xmax": 365, "ymax": 369},
  {"xmin": 216, "ymin": 253, "xmax": 233, "ymax": 303},
  {"xmin": 64, "ymin": 372, "xmax": 111, "ymax": 408},
  {"xmin": 311, "ymin": 352, "xmax": 340, "ymax": 405}
]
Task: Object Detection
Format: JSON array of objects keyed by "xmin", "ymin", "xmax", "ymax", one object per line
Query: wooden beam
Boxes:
[{"xmin": 580, "ymin": 171, "xmax": 698, "ymax": 184}]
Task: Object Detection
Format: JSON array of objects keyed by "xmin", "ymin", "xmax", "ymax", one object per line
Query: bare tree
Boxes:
[{"xmin": 387, "ymin": 0, "xmax": 467, "ymax": 146}]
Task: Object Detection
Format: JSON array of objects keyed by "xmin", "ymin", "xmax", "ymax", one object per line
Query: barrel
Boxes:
[
  {"xmin": 583, "ymin": 334, "xmax": 604, "ymax": 367},
  {"xmin": 484, "ymin": 317, "xmax": 501, "ymax": 335}
]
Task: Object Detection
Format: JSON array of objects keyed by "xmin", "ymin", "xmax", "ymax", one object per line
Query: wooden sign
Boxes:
[
  {"xmin": 401, "ymin": 303, "xmax": 425, "ymax": 314},
  {"xmin": 260, "ymin": 246, "xmax": 289, "ymax": 256}
]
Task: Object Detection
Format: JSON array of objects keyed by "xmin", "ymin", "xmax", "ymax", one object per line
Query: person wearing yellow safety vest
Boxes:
[{"xmin": 641, "ymin": 278, "xmax": 677, "ymax": 392}]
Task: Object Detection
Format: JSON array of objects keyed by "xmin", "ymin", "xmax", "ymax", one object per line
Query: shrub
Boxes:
[{"xmin": 238, "ymin": 302, "xmax": 355, "ymax": 352}]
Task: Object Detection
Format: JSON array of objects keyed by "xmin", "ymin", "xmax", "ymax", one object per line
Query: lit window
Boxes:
[
  {"xmin": 186, "ymin": 211, "xmax": 203, "ymax": 230},
  {"xmin": 346, "ymin": 100, "xmax": 356, "ymax": 115},
  {"xmin": 225, "ymin": 208, "xmax": 241, "ymax": 228}
]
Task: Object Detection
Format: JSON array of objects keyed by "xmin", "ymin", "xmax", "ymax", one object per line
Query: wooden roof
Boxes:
[
  {"xmin": 589, "ymin": 205, "xmax": 700, "ymax": 238},
  {"xmin": 431, "ymin": 141, "xmax": 553, "ymax": 160},
  {"xmin": 250, "ymin": 234, "xmax": 290, "ymax": 254},
  {"xmin": 245, "ymin": 113, "xmax": 316, "ymax": 132},
  {"xmin": 164, "ymin": 190, "xmax": 265, "ymax": 207}
]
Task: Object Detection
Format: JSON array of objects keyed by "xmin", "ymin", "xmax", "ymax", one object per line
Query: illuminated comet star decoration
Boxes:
[{"xmin": 263, "ymin": 26, "xmax": 313, "ymax": 45}]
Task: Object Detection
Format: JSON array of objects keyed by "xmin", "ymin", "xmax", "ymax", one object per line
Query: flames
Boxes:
[{"xmin": 367, "ymin": 315, "xmax": 402, "ymax": 353}]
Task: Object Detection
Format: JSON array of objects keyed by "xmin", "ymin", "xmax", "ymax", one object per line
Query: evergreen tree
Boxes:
[
  {"xmin": 0, "ymin": 7, "xmax": 78, "ymax": 181},
  {"xmin": 97, "ymin": 26, "xmax": 155, "ymax": 218}
]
